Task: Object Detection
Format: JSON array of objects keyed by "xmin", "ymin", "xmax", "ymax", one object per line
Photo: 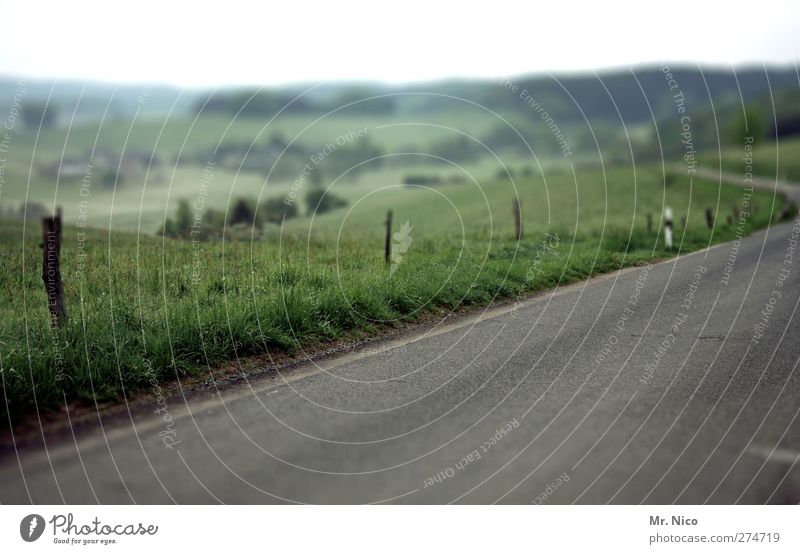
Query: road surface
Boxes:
[{"xmin": 2, "ymin": 197, "xmax": 800, "ymax": 504}]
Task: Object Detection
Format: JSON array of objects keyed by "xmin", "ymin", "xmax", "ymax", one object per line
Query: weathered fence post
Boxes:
[
  {"xmin": 681, "ymin": 214, "xmax": 687, "ymax": 232},
  {"xmin": 664, "ymin": 207, "xmax": 673, "ymax": 249},
  {"xmin": 42, "ymin": 208, "xmax": 68, "ymax": 326},
  {"xmin": 513, "ymin": 198, "xmax": 523, "ymax": 240},
  {"xmin": 646, "ymin": 213, "xmax": 652, "ymax": 234},
  {"xmin": 384, "ymin": 209, "xmax": 393, "ymax": 268},
  {"xmin": 705, "ymin": 207, "xmax": 714, "ymax": 229}
]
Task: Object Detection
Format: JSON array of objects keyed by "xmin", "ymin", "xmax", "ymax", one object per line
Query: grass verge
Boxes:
[{"xmin": 0, "ymin": 165, "xmax": 787, "ymax": 427}]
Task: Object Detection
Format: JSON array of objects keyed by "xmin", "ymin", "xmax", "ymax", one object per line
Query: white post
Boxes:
[{"xmin": 664, "ymin": 207, "xmax": 673, "ymax": 249}]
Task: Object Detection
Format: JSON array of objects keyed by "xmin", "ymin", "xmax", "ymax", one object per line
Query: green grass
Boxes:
[
  {"xmin": 2, "ymin": 154, "xmax": 544, "ymax": 233},
  {"xmin": 0, "ymin": 164, "xmax": 785, "ymax": 426},
  {"xmin": 712, "ymin": 136, "xmax": 800, "ymax": 183},
  {"xmin": 0, "ymin": 109, "xmax": 546, "ymax": 233}
]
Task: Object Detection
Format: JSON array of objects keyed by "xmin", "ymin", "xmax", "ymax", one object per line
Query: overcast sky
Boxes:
[{"xmin": 1, "ymin": 0, "xmax": 798, "ymax": 87}]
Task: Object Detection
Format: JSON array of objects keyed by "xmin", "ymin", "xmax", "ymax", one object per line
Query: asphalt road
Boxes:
[{"xmin": 3, "ymin": 204, "xmax": 800, "ymax": 504}]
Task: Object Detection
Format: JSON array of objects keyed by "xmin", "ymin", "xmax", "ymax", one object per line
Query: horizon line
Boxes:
[{"xmin": 1, "ymin": 61, "xmax": 798, "ymax": 91}]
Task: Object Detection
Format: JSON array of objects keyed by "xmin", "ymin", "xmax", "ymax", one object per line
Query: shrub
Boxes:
[
  {"xmin": 229, "ymin": 197, "xmax": 258, "ymax": 227},
  {"xmin": 161, "ymin": 198, "xmax": 193, "ymax": 238},
  {"xmin": 305, "ymin": 188, "xmax": 347, "ymax": 215},
  {"xmin": 260, "ymin": 197, "xmax": 299, "ymax": 224},
  {"xmin": 403, "ymin": 175, "xmax": 442, "ymax": 187}
]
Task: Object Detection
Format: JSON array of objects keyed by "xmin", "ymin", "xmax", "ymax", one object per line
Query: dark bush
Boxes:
[
  {"xmin": 161, "ymin": 198, "xmax": 194, "ymax": 239},
  {"xmin": 260, "ymin": 197, "xmax": 298, "ymax": 224},
  {"xmin": 305, "ymin": 188, "xmax": 347, "ymax": 215},
  {"xmin": 403, "ymin": 175, "xmax": 442, "ymax": 187},
  {"xmin": 229, "ymin": 197, "xmax": 258, "ymax": 227}
]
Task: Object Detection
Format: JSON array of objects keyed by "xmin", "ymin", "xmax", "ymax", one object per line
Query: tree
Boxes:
[
  {"xmin": 174, "ymin": 199, "xmax": 193, "ymax": 237},
  {"xmin": 21, "ymin": 102, "xmax": 58, "ymax": 128},
  {"xmin": 160, "ymin": 198, "xmax": 194, "ymax": 238},
  {"xmin": 305, "ymin": 189, "xmax": 347, "ymax": 215},
  {"xmin": 229, "ymin": 198, "xmax": 257, "ymax": 227},
  {"xmin": 160, "ymin": 217, "xmax": 176, "ymax": 238},
  {"xmin": 204, "ymin": 208, "xmax": 226, "ymax": 229},
  {"xmin": 731, "ymin": 104, "xmax": 766, "ymax": 146},
  {"xmin": 260, "ymin": 197, "xmax": 298, "ymax": 224}
]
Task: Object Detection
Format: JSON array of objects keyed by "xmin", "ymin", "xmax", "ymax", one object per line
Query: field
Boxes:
[
  {"xmin": 8, "ymin": 111, "xmax": 513, "ymax": 161},
  {"xmin": 713, "ymin": 136, "xmax": 800, "ymax": 182},
  {"xmin": 1, "ymin": 110, "xmax": 557, "ymax": 232},
  {"xmin": 0, "ymin": 162, "xmax": 786, "ymax": 426}
]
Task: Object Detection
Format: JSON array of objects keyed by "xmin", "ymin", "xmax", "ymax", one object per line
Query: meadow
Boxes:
[
  {"xmin": 0, "ymin": 109, "xmax": 546, "ymax": 233},
  {"xmin": 713, "ymin": 136, "xmax": 800, "ymax": 183},
  {"xmin": 0, "ymin": 163, "xmax": 786, "ymax": 426}
]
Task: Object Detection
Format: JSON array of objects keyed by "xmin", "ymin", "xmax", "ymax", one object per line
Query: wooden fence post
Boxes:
[
  {"xmin": 385, "ymin": 209, "xmax": 393, "ymax": 268},
  {"xmin": 513, "ymin": 198, "xmax": 523, "ymax": 240},
  {"xmin": 705, "ymin": 208, "xmax": 714, "ymax": 229},
  {"xmin": 42, "ymin": 208, "xmax": 68, "ymax": 326}
]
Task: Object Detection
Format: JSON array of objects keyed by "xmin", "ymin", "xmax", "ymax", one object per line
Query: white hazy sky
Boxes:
[{"xmin": 1, "ymin": 0, "xmax": 798, "ymax": 87}]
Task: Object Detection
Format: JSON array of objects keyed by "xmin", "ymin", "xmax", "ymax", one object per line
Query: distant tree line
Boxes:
[
  {"xmin": 193, "ymin": 86, "xmax": 398, "ymax": 118},
  {"xmin": 21, "ymin": 102, "xmax": 58, "ymax": 128},
  {"xmin": 161, "ymin": 188, "xmax": 348, "ymax": 240}
]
